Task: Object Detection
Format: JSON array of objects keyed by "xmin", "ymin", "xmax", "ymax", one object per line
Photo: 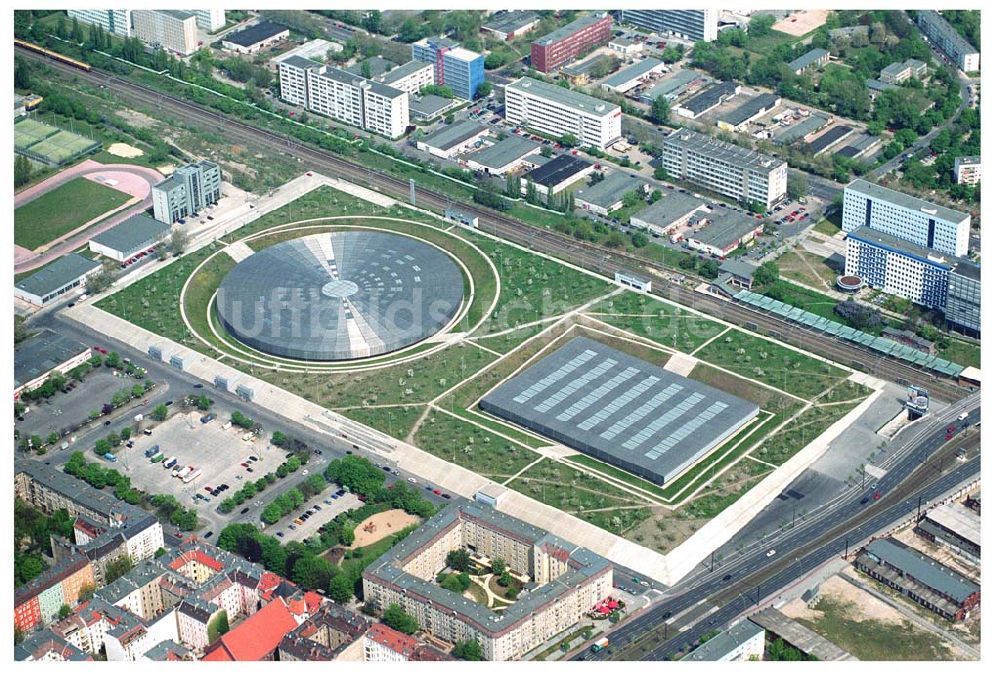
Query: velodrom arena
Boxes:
[{"xmin": 215, "ymin": 231, "xmax": 464, "ymax": 361}]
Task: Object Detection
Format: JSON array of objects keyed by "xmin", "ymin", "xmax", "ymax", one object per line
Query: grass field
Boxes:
[
  {"xmin": 812, "ymin": 218, "xmax": 840, "ymax": 237},
  {"xmin": 413, "ymin": 410, "xmax": 539, "ymax": 482},
  {"xmin": 696, "ymin": 329, "xmax": 849, "ymax": 400},
  {"xmin": 340, "ymin": 405, "xmax": 427, "ymax": 441},
  {"xmin": 751, "ymin": 401, "xmax": 857, "ymax": 466},
  {"xmin": 585, "ymin": 291, "xmax": 727, "ymax": 354},
  {"xmin": 938, "ymin": 338, "xmax": 981, "ymax": 369},
  {"xmin": 508, "ymin": 459, "xmax": 652, "ymax": 534},
  {"xmin": 775, "ymin": 248, "xmax": 840, "ymax": 292},
  {"xmin": 15, "ymin": 177, "xmax": 131, "ymax": 250}
]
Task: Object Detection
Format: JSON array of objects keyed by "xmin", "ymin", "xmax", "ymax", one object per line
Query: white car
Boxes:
[{"xmin": 766, "ymin": 549, "xmax": 777, "ymax": 558}]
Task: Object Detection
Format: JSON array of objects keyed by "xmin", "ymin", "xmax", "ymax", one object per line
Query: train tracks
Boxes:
[{"xmin": 23, "ymin": 47, "xmax": 971, "ymax": 402}]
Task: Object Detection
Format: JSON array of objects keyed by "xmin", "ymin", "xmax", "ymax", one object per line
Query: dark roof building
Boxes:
[
  {"xmin": 574, "ymin": 170, "xmax": 646, "ymax": 215},
  {"xmin": 522, "ymin": 154, "xmax": 595, "ymax": 195},
  {"xmin": 414, "ymin": 119, "xmax": 489, "ymax": 157},
  {"xmin": 481, "ymin": 336, "xmax": 759, "ymax": 485},
  {"xmin": 482, "ymin": 11, "xmax": 540, "ymax": 41},
  {"xmin": 717, "ymin": 93, "xmax": 781, "ymax": 131},
  {"xmin": 855, "ymin": 538, "xmax": 980, "ymax": 621},
  {"xmin": 222, "ymin": 21, "xmax": 290, "ymax": 53},
  {"xmin": 464, "ymin": 135, "xmax": 541, "ymax": 176},
  {"xmin": 807, "ymin": 125, "xmax": 853, "ymax": 155},
  {"xmin": 89, "ymin": 213, "xmax": 171, "ymax": 262},
  {"xmin": 787, "ymin": 48, "xmax": 830, "ymax": 75},
  {"xmin": 15, "ymin": 328, "xmax": 92, "ymax": 396},
  {"xmin": 674, "ymin": 81, "xmax": 739, "ymax": 118}
]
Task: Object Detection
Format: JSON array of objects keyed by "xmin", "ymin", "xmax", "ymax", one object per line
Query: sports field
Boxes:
[
  {"xmin": 14, "ymin": 177, "xmax": 131, "ymax": 251},
  {"xmin": 15, "ymin": 118, "xmax": 100, "ymax": 166}
]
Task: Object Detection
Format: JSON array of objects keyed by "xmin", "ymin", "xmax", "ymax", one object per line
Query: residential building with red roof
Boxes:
[
  {"xmin": 362, "ymin": 623, "xmax": 456, "ymax": 662},
  {"xmin": 202, "ymin": 597, "xmax": 300, "ymax": 661}
]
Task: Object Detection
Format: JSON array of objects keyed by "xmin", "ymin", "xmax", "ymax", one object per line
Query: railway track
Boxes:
[{"xmin": 23, "ymin": 47, "xmax": 971, "ymax": 402}]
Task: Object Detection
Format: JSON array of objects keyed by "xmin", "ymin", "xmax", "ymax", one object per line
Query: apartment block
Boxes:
[
  {"xmin": 945, "ymin": 259, "xmax": 981, "ymax": 336},
  {"xmin": 362, "ymin": 503, "xmax": 613, "ymax": 661},
  {"xmin": 411, "ymin": 37, "xmax": 485, "ymax": 100},
  {"xmin": 530, "ymin": 13, "xmax": 613, "ymax": 73},
  {"xmin": 915, "ymin": 11, "xmax": 980, "ymax": 72},
  {"xmin": 67, "ymin": 9, "xmax": 133, "ymax": 37},
  {"xmin": 132, "ymin": 10, "xmax": 199, "ymax": 56},
  {"xmin": 15, "ymin": 555, "xmax": 96, "ymax": 632},
  {"xmin": 662, "ymin": 128, "xmax": 787, "ymax": 209},
  {"xmin": 152, "ymin": 161, "xmax": 221, "ymax": 224},
  {"xmin": 845, "ymin": 227, "xmax": 953, "ymax": 309},
  {"xmin": 377, "ymin": 60, "xmax": 434, "ymax": 96},
  {"xmin": 504, "ymin": 76, "xmax": 621, "ymax": 148},
  {"xmin": 953, "ymin": 155, "xmax": 981, "ymax": 185},
  {"xmin": 190, "ymin": 9, "xmax": 225, "ymax": 32},
  {"xmin": 842, "ymin": 179, "xmax": 970, "ymax": 257},
  {"xmin": 618, "ymin": 10, "xmax": 719, "ymax": 42}
]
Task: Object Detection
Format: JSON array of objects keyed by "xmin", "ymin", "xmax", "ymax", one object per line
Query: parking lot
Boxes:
[
  {"xmin": 119, "ymin": 410, "xmax": 291, "ymax": 516},
  {"xmin": 269, "ymin": 485, "xmax": 362, "ymax": 544}
]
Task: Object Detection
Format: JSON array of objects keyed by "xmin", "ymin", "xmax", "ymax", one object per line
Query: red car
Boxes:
[
  {"xmin": 204, "ymin": 486, "xmax": 214, "ymax": 493},
  {"xmin": 873, "ymin": 491, "xmax": 882, "ymax": 500},
  {"xmin": 433, "ymin": 489, "xmax": 442, "ymax": 495},
  {"xmin": 240, "ymin": 462, "xmax": 249, "ymax": 468},
  {"xmin": 798, "ymin": 215, "xmax": 808, "ymax": 221}
]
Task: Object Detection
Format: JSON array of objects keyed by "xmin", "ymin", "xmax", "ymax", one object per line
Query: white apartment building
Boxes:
[
  {"xmin": 190, "ymin": 9, "xmax": 225, "ymax": 32},
  {"xmin": 132, "ymin": 10, "xmax": 198, "ymax": 56},
  {"xmin": 618, "ymin": 9, "xmax": 719, "ymax": 42},
  {"xmin": 842, "ymin": 179, "xmax": 971, "ymax": 257},
  {"xmin": 846, "ymin": 227, "xmax": 953, "ymax": 309},
  {"xmin": 504, "ymin": 76, "xmax": 621, "ymax": 148},
  {"xmin": 281, "ymin": 58, "xmax": 409, "ymax": 139},
  {"xmin": 378, "ymin": 60, "xmax": 434, "ymax": 96},
  {"xmin": 67, "ymin": 9, "xmax": 132, "ymax": 37},
  {"xmin": 662, "ymin": 128, "xmax": 787, "ymax": 209},
  {"xmin": 953, "ymin": 156, "xmax": 981, "ymax": 185}
]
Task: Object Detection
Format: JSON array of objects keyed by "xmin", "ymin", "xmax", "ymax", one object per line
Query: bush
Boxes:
[
  {"xmin": 835, "ymin": 300, "xmax": 884, "ymax": 330},
  {"xmin": 383, "ymin": 604, "xmax": 419, "ymax": 635}
]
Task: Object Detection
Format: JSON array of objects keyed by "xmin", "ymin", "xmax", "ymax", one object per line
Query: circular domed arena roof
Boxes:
[{"xmin": 216, "ymin": 231, "xmax": 464, "ymax": 361}]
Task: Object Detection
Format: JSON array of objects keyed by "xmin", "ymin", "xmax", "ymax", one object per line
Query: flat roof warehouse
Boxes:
[{"xmin": 480, "ymin": 337, "xmax": 759, "ymax": 486}]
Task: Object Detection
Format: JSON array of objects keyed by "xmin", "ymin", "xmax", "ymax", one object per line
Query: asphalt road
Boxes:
[{"xmin": 574, "ymin": 399, "xmax": 979, "ymax": 660}]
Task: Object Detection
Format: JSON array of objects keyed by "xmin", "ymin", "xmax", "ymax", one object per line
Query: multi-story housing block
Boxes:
[
  {"xmin": 530, "ymin": 13, "xmax": 613, "ymax": 72},
  {"xmin": 504, "ymin": 76, "xmax": 621, "ymax": 148}
]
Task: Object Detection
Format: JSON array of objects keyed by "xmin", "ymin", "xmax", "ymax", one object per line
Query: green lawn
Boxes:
[
  {"xmin": 15, "ymin": 177, "xmax": 131, "ymax": 250},
  {"xmin": 775, "ymin": 249, "xmax": 840, "ymax": 292},
  {"xmin": 696, "ymin": 329, "xmax": 849, "ymax": 400},
  {"xmin": 751, "ymin": 401, "xmax": 858, "ymax": 466},
  {"xmin": 508, "ymin": 459, "xmax": 652, "ymax": 534},
  {"xmin": 938, "ymin": 338, "xmax": 980, "ymax": 368},
  {"xmin": 340, "ymin": 405, "xmax": 427, "ymax": 441},
  {"xmin": 812, "ymin": 218, "xmax": 840, "ymax": 237},
  {"xmin": 413, "ymin": 410, "xmax": 539, "ymax": 482},
  {"xmin": 586, "ymin": 292, "xmax": 727, "ymax": 354}
]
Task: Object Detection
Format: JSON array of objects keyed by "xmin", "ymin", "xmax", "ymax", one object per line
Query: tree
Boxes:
[
  {"xmin": 104, "ymin": 556, "xmax": 134, "ymax": 584},
  {"xmin": 558, "ymin": 133, "xmax": 578, "ymax": 148},
  {"xmin": 490, "ymin": 558, "xmax": 506, "ymax": 575},
  {"xmin": 748, "ymin": 14, "xmax": 776, "ymax": 37},
  {"xmin": 207, "ymin": 610, "xmax": 230, "ymax": 643},
  {"xmin": 787, "ymin": 172, "xmax": 808, "ymax": 201},
  {"xmin": 631, "ymin": 232, "xmax": 649, "ymax": 248},
  {"xmin": 383, "ymin": 604, "xmax": 419, "ymax": 635},
  {"xmin": 446, "ymin": 548, "xmax": 472, "ymax": 572},
  {"xmin": 329, "ymin": 573, "xmax": 354, "ymax": 603},
  {"xmin": 650, "ymin": 95, "xmax": 671, "ymax": 125},
  {"xmin": 476, "ymin": 81, "xmax": 493, "ymax": 99},
  {"xmin": 753, "ymin": 261, "xmax": 780, "ymax": 288},
  {"xmin": 14, "ymin": 56, "xmax": 31, "ymax": 89},
  {"xmin": 58, "ymin": 604, "xmax": 72, "ymax": 620},
  {"xmin": 78, "ymin": 583, "xmax": 96, "ymax": 602},
  {"xmin": 362, "ymin": 10, "xmax": 382, "ymax": 34},
  {"xmin": 453, "ymin": 639, "xmax": 484, "ymax": 660},
  {"xmin": 14, "ymin": 155, "xmax": 32, "ymax": 188},
  {"xmin": 151, "ymin": 404, "xmax": 169, "ymax": 421},
  {"xmin": 169, "ymin": 229, "xmax": 189, "ymax": 257}
]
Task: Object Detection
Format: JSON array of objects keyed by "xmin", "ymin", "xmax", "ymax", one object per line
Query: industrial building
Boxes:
[
  {"xmin": 14, "ymin": 253, "xmax": 102, "ymax": 307},
  {"xmin": 808, "ymin": 125, "xmax": 853, "ymax": 156},
  {"xmin": 686, "ymin": 209, "xmax": 765, "ymax": 258},
  {"xmin": 520, "ymin": 154, "xmax": 595, "ymax": 197},
  {"xmin": 749, "ymin": 608, "xmax": 856, "ymax": 661},
  {"xmin": 407, "ymin": 93, "xmax": 456, "ymax": 122},
  {"xmin": 716, "ymin": 93, "xmax": 781, "ymax": 133},
  {"xmin": 681, "ymin": 619, "xmax": 764, "ymax": 661},
  {"xmin": 786, "ymin": 48, "xmax": 830, "ymax": 75},
  {"xmin": 151, "ymin": 161, "xmax": 221, "ymax": 224},
  {"xmin": 88, "ymin": 213, "xmax": 171, "ymax": 262},
  {"xmin": 854, "ymin": 538, "xmax": 980, "ymax": 622},
  {"xmin": 411, "ymin": 37, "xmax": 485, "ymax": 100},
  {"xmin": 504, "ymin": 77, "xmax": 622, "ymax": 148},
  {"xmin": 953, "ymin": 155, "xmax": 981, "ymax": 185},
  {"xmin": 277, "ymin": 57, "xmax": 410, "ymax": 139},
  {"xmin": 481, "ymin": 11, "xmax": 539, "ymax": 41},
  {"xmin": 662, "ymin": 128, "xmax": 788, "ymax": 209},
  {"xmin": 464, "ymin": 135, "xmax": 541, "ymax": 176},
  {"xmin": 14, "ymin": 329, "xmax": 92, "ymax": 399},
  {"xmin": 362, "ymin": 502, "xmax": 613, "ymax": 661},
  {"xmin": 915, "ymin": 11, "xmax": 980, "ymax": 72},
  {"xmin": 601, "ymin": 57, "xmax": 667, "ymax": 94},
  {"xmin": 639, "ymin": 68, "xmax": 701, "ymax": 105},
  {"xmin": 845, "ymin": 227, "xmax": 955, "ymax": 310},
  {"xmin": 222, "ymin": 21, "xmax": 290, "ymax": 54},
  {"xmin": 629, "ymin": 191, "xmax": 706, "ymax": 237},
  {"xmin": 842, "ymin": 179, "xmax": 971, "ymax": 257},
  {"xmin": 617, "ymin": 9, "xmax": 719, "ymax": 42},
  {"xmin": 530, "ymin": 13, "xmax": 613, "ymax": 73},
  {"xmin": 131, "ymin": 10, "xmax": 198, "ymax": 56},
  {"xmin": 916, "ymin": 502, "xmax": 981, "ymax": 562},
  {"xmin": 480, "ymin": 337, "xmax": 759, "ymax": 486},
  {"xmin": 674, "ymin": 81, "xmax": 739, "ymax": 119},
  {"xmin": 945, "ymin": 259, "xmax": 981, "ymax": 336},
  {"xmin": 415, "ymin": 119, "xmax": 489, "ymax": 158},
  {"xmin": 574, "ymin": 171, "xmax": 646, "ymax": 216}
]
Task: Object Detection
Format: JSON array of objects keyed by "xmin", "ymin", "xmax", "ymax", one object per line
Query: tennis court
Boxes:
[
  {"xmin": 14, "ymin": 118, "xmax": 101, "ymax": 166},
  {"xmin": 14, "ymin": 118, "xmax": 54, "ymax": 149}
]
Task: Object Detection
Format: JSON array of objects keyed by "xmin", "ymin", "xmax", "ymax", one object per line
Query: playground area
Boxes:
[
  {"xmin": 349, "ymin": 509, "xmax": 422, "ymax": 549},
  {"xmin": 771, "ymin": 9, "xmax": 829, "ymax": 36}
]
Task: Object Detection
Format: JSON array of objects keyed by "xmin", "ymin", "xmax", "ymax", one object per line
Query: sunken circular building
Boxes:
[{"xmin": 215, "ymin": 231, "xmax": 464, "ymax": 361}]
